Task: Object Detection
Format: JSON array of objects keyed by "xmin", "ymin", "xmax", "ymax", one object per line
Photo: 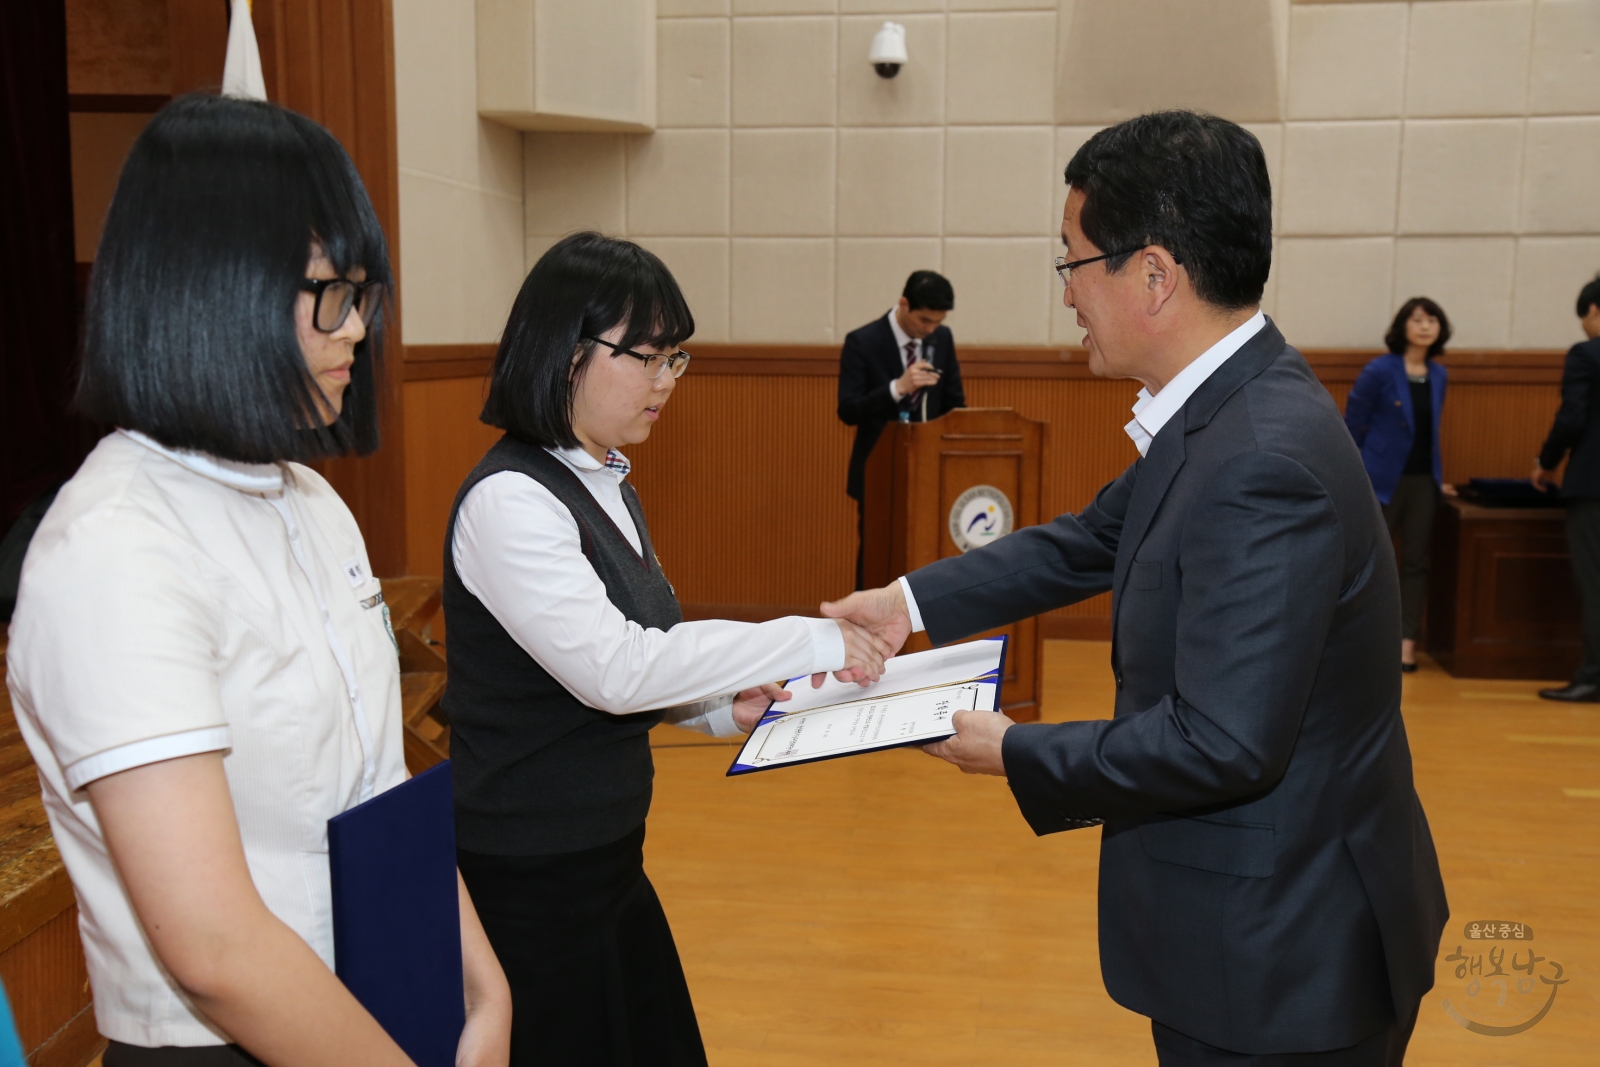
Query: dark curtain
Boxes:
[{"xmin": 1, "ymin": 0, "xmax": 93, "ymax": 532}]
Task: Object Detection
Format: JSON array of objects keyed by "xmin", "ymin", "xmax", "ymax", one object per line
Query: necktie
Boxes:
[{"xmin": 903, "ymin": 340, "xmax": 922, "ymax": 418}]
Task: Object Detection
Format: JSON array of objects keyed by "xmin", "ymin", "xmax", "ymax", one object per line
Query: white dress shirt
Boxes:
[
  {"xmin": 9, "ymin": 430, "xmax": 406, "ymax": 1046},
  {"xmin": 885, "ymin": 308, "xmax": 924, "ymax": 402},
  {"xmin": 898, "ymin": 310, "xmax": 1266, "ymax": 632},
  {"xmin": 452, "ymin": 446, "xmax": 847, "ymax": 736},
  {"xmin": 1123, "ymin": 311, "xmax": 1266, "ymax": 457}
]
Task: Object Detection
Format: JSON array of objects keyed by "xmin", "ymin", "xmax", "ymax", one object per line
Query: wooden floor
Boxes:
[{"xmin": 644, "ymin": 641, "xmax": 1599, "ymax": 1066}]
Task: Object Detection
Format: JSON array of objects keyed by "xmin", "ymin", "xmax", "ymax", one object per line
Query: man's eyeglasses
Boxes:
[
  {"xmin": 299, "ymin": 277, "xmax": 385, "ymax": 333},
  {"xmin": 1055, "ymin": 247, "xmax": 1180, "ymax": 286},
  {"xmin": 583, "ymin": 336, "xmax": 692, "ymax": 380}
]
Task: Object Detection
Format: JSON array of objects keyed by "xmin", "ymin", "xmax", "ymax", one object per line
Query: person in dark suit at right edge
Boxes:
[
  {"xmin": 824, "ymin": 111, "xmax": 1447, "ymax": 1066},
  {"xmin": 1532, "ymin": 273, "xmax": 1600, "ymax": 701},
  {"xmin": 838, "ymin": 271, "xmax": 966, "ymax": 589}
]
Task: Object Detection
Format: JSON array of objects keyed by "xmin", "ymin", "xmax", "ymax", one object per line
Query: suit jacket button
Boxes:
[{"xmin": 1115, "ymin": 672, "xmax": 1124, "ymax": 690}]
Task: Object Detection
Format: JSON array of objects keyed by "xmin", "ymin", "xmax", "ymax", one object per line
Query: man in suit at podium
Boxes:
[
  {"xmin": 824, "ymin": 112, "xmax": 1446, "ymax": 1066},
  {"xmin": 839, "ymin": 271, "xmax": 966, "ymax": 588}
]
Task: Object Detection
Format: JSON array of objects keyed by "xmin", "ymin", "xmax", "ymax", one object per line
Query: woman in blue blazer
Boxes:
[{"xmin": 1345, "ymin": 297, "xmax": 1457, "ymax": 672}]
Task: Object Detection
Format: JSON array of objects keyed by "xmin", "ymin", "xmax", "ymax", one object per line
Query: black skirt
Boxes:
[
  {"xmin": 458, "ymin": 824, "xmax": 707, "ymax": 1067},
  {"xmin": 103, "ymin": 1044, "xmax": 264, "ymax": 1067}
]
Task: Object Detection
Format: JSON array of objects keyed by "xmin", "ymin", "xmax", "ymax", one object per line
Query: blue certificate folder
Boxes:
[
  {"xmin": 728, "ymin": 636, "xmax": 1007, "ymax": 776},
  {"xmin": 328, "ymin": 760, "xmax": 464, "ymax": 1067}
]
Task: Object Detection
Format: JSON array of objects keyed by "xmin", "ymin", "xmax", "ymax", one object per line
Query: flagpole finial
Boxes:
[{"xmin": 222, "ymin": 0, "xmax": 268, "ymax": 102}]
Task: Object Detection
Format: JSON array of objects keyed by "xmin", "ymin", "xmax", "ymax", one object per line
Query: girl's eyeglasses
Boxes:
[
  {"xmin": 299, "ymin": 277, "xmax": 385, "ymax": 333},
  {"xmin": 582, "ymin": 336, "xmax": 692, "ymax": 380}
]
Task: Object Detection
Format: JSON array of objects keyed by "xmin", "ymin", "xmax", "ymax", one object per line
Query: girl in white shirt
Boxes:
[
  {"xmin": 445, "ymin": 232, "xmax": 889, "ymax": 1065},
  {"xmin": 8, "ymin": 95, "xmax": 509, "ymax": 1067}
]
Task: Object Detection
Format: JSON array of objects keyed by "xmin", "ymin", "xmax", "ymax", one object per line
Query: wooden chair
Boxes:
[{"xmin": 381, "ymin": 577, "xmax": 451, "ymax": 774}]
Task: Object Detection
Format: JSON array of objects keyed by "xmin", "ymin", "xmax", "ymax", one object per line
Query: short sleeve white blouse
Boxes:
[{"xmin": 6, "ymin": 430, "xmax": 406, "ymax": 1048}]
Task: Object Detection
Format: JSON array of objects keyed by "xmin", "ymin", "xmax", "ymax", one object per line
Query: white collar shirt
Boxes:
[
  {"xmin": 551, "ymin": 444, "xmax": 643, "ymax": 554},
  {"xmin": 7, "ymin": 430, "xmax": 405, "ymax": 1047},
  {"xmin": 451, "ymin": 446, "xmax": 846, "ymax": 736},
  {"xmin": 886, "ymin": 308, "xmax": 922, "ymax": 364},
  {"xmin": 1123, "ymin": 311, "xmax": 1267, "ymax": 457}
]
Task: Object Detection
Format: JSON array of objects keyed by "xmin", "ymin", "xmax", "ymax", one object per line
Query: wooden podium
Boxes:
[{"xmin": 861, "ymin": 407, "xmax": 1046, "ymax": 722}]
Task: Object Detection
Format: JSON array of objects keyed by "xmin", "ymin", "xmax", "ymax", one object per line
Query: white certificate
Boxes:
[{"xmin": 727, "ymin": 637, "xmax": 1006, "ymax": 775}]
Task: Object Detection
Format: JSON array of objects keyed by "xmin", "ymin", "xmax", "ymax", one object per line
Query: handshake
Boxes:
[
  {"xmin": 727, "ymin": 583, "xmax": 1015, "ymax": 776},
  {"xmin": 728, "ymin": 583, "xmax": 911, "ymax": 730},
  {"xmin": 819, "ymin": 582, "xmax": 914, "ymax": 687}
]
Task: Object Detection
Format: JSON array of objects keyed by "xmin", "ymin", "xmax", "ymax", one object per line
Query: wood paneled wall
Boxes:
[
  {"xmin": 251, "ymin": 0, "xmax": 409, "ymax": 576},
  {"xmin": 401, "ymin": 344, "xmax": 1567, "ymax": 637},
  {"xmin": 0, "ymin": 648, "xmax": 100, "ymax": 1067},
  {"xmin": 403, "ymin": 377, "xmax": 501, "ymax": 577},
  {"xmin": 0, "ymin": 905, "xmax": 98, "ymax": 1067}
]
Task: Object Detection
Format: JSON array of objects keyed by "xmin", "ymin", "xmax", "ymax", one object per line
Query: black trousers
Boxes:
[
  {"xmin": 1152, "ymin": 1004, "xmax": 1417, "ymax": 1067},
  {"xmin": 458, "ymin": 824, "xmax": 706, "ymax": 1067},
  {"xmin": 1567, "ymin": 497, "xmax": 1600, "ymax": 684},
  {"xmin": 1381, "ymin": 474, "xmax": 1437, "ymax": 641},
  {"xmin": 854, "ymin": 495, "xmax": 866, "ymax": 590},
  {"xmin": 104, "ymin": 1044, "xmax": 264, "ymax": 1067}
]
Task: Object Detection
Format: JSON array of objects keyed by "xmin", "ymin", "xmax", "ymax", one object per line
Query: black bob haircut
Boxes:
[
  {"xmin": 1385, "ymin": 297, "xmax": 1452, "ymax": 357},
  {"xmin": 77, "ymin": 94, "xmax": 391, "ymax": 463},
  {"xmin": 1577, "ymin": 274, "xmax": 1600, "ymax": 319},
  {"xmin": 902, "ymin": 270, "xmax": 954, "ymax": 312},
  {"xmin": 1064, "ymin": 111, "xmax": 1272, "ymax": 312},
  {"xmin": 482, "ymin": 232, "xmax": 693, "ymax": 449}
]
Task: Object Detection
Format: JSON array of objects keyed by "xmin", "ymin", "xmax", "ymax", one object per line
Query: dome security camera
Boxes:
[{"xmin": 869, "ymin": 22, "xmax": 908, "ymax": 79}]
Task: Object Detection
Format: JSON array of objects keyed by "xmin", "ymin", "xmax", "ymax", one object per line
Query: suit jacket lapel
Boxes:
[
  {"xmin": 1112, "ymin": 425, "xmax": 1186, "ymax": 635},
  {"xmin": 876, "ymin": 317, "xmax": 906, "ymax": 384},
  {"xmin": 1109, "ymin": 318, "xmax": 1285, "ymax": 635},
  {"xmin": 1180, "ymin": 318, "xmax": 1285, "ymax": 433}
]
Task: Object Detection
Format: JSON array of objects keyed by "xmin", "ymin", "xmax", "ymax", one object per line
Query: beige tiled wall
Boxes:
[
  {"xmin": 394, "ymin": 0, "xmax": 525, "ymax": 345},
  {"xmin": 1274, "ymin": 0, "xmax": 1600, "ymax": 350},
  {"xmin": 505, "ymin": 0, "xmax": 1600, "ymax": 349}
]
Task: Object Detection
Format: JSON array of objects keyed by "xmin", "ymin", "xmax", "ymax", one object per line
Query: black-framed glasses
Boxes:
[
  {"xmin": 1055, "ymin": 248, "xmax": 1181, "ymax": 286},
  {"xmin": 299, "ymin": 277, "xmax": 385, "ymax": 333},
  {"xmin": 582, "ymin": 336, "xmax": 692, "ymax": 380}
]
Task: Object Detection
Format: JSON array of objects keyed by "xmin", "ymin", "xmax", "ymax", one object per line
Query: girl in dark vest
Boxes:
[{"xmin": 444, "ymin": 232, "xmax": 889, "ymax": 1065}]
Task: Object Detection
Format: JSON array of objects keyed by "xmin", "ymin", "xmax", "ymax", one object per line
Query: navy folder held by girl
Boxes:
[{"xmin": 328, "ymin": 759, "xmax": 464, "ymax": 1067}]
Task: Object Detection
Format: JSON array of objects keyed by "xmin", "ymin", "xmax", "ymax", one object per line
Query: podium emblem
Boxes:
[{"xmin": 949, "ymin": 485, "xmax": 1014, "ymax": 552}]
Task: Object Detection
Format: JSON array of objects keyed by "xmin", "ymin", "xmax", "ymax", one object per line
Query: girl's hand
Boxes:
[{"xmin": 732, "ymin": 682, "xmax": 792, "ymax": 732}]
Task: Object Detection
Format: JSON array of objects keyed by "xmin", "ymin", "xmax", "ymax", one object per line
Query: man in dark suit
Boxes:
[
  {"xmin": 838, "ymin": 271, "xmax": 966, "ymax": 588},
  {"xmin": 1532, "ymin": 274, "xmax": 1600, "ymax": 701},
  {"xmin": 822, "ymin": 112, "xmax": 1447, "ymax": 1065}
]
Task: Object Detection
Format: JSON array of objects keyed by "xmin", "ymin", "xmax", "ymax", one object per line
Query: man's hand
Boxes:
[
  {"xmin": 1532, "ymin": 463, "xmax": 1559, "ymax": 492},
  {"xmin": 921, "ymin": 710, "xmax": 1015, "ymax": 776},
  {"xmin": 832, "ymin": 618, "xmax": 896, "ymax": 685},
  {"xmin": 895, "ymin": 359, "xmax": 941, "ymax": 397},
  {"xmin": 817, "ymin": 584, "xmax": 915, "ymax": 686},
  {"xmin": 732, "ymin": 682, "xmax": 792, "ymax": 732},
  {"xmin": 822, "ymin": 583, "xmax": 913, "ymax": 653}
]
